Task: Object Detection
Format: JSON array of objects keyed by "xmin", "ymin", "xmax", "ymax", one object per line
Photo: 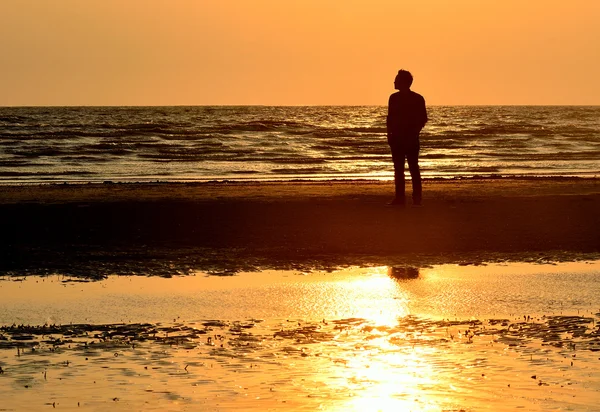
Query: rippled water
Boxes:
[
  {"xmin": 1, "ymin": 106, "xmax": 599, "ymax": 183},
  {"xmin": 1, "ymin": 262, "xmax": 600, "ymax": 410},
  {"xmin": 2, "ymin": 262, "xmax": 600, "ymax": 324}
]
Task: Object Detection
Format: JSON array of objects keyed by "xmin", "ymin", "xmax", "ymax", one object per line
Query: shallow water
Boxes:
[
  {"xmin": 2, "ymin": 262, "xmax": 599, "ymax": 325},
  {"xmin": 1, "ymin": 261, "xmax": 600, "ymax": 410}
]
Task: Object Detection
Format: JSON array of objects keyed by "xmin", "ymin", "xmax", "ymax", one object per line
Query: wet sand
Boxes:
[
  {"xmin": 1, "ymin": 178, "xmax": 600, "ymax": 277},
  {"xmin": 1, "ymin": 262, "xmax": 600, "ymax": 411},
  {"xmin": 2, "ymin": 178, "xmax": 600, "ymax": 410}
]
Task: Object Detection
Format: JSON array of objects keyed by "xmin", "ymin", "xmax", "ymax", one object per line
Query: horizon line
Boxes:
[{"xmin": 2, "ymin": 104, "xmax": 600, "ymax": 108}]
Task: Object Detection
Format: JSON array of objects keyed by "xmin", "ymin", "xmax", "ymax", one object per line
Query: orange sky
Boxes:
[{"xmin": 2, "ymin": 0, "xmax": 599, "ymax": 106}]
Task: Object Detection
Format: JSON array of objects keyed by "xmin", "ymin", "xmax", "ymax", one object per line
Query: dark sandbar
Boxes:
[{"xmin": 1, "ymin": 178, "xmax": 599, "ymax": 277}]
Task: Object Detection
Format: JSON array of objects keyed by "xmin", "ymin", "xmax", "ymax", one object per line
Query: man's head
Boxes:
[{"xmin": 394, "ymin": 70, "xmax": 413, "ymax": 91}]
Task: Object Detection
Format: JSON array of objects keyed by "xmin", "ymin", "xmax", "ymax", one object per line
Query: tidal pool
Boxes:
[{"xmin": 1, "ymin": 261, "xmax": 599, "ymax": 411}]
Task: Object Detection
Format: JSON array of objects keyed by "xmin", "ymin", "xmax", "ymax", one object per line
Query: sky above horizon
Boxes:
[{"xmin": 2, "ymin": 0, "xmax": 600, "ymax": 106}]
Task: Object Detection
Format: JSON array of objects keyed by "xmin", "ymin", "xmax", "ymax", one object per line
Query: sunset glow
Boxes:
[{"xmin": 2, "ymin": 0, "xmax": 599, "ymax": 105}]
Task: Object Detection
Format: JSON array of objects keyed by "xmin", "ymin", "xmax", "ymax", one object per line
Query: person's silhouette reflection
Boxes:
[
  {"xmin": 387, "ymin": 266, "xmax": 420, "ymax": 280},
  {"xmin": 386, "ymin": 70, "xmax": 428, "ymax": 207}
]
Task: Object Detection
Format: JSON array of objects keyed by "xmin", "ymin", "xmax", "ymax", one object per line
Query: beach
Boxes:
[
  {"xmin": 2, "ymin": 263, "xmax": 600, "ymax": 411},
  {"xmin": 2, "ymin": 177, "xmax": 599, "ymax": 276},
  {"xmin": 3, "ymin": 0, "xmax": 600, "ymax": 408},
  {"xmin": 2, "ymin": 177, "xmax": 600, "ymax": 411}
]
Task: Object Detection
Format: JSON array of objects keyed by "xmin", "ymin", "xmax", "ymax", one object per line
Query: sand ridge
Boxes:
[{"xmin": 1, "ymin": 178, "xmax": 600, "ymax": 277}]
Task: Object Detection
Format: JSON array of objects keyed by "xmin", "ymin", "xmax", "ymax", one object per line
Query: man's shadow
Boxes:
[{"xmin": 387, "ymin": 266, "xmax": 420, "ymax": 280}]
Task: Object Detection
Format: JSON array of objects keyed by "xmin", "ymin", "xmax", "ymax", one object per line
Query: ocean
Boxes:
[{"xmin": 0, "ymin": 106, "xmax": 599, "ymax": 183}]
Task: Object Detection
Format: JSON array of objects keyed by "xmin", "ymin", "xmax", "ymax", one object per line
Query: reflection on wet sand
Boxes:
[
  {"xmin": 388, "ymin": 266, "xmax": 420, "ymax": 280},
  {"xmin": 1, "ymin": 314, "xmax": 599, "ymax": 411},
  {"xmin": 1, "ymin": 261, "xmax": 600, "ymax": 410}
]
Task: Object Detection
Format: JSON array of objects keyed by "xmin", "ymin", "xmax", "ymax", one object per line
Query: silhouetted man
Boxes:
[{"xmin": 387, "ymin": 69, "xmax": 428, "ymax": 206}]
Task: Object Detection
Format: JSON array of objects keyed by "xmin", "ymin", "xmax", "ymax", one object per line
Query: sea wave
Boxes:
[{"xmin": 1, "ymin": 106, "xmax": 599, "ymax": 182}]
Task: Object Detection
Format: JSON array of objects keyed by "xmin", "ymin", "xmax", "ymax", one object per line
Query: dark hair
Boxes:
[{"xmin": 395, "ymin": 70, "xmax": 413, "ymax": 89}]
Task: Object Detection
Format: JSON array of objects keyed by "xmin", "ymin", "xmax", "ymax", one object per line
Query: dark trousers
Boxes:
[{"xmin": 389, "ymin": 140, "xmax": 422, "ymax": 203}]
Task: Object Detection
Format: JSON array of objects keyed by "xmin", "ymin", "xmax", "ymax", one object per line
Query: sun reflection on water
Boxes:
[
  {"xmin": 2, "ymin": 262, "xmax": 600, "ymax": 410},
  {"xmin": 334, "ymin": 346, "xmax": 444, "ymax": 412},
  {"xmin": 334, "ymin": 266, "xmax": 414, "ymax": 327},
  {"xmin": 308, "ymin": 266, "xmax": 454, "ymax": 411}
]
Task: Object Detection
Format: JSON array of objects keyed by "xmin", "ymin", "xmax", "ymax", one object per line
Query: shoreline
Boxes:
[
  {"xmin": 1, "ymin": 174, "xmax": 599, "ymax": 186},
  {"xmin": 2, "ymin": 177, "xmax": 599, "ymax": 277},
  {"xmin": 2, "ymin": 175, "xmax": 600, "ymax": 202}
]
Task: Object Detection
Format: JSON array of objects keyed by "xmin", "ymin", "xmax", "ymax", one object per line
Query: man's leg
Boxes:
[
  {"xmin": 406, "ymin": 143, "xmax": 422, "ymax": 205},
  {"xmin": 390, "ymin": 145, "xmax": 406, "ymax": 204}
]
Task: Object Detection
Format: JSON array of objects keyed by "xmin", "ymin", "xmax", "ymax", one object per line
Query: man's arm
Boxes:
[
  {"xmin": 386, "ymin": 95, "xmax": 394, "ymax": 135},
  {"xmin": 419, "ymin": 95, "xmax": 428, "ymax": 130}
]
